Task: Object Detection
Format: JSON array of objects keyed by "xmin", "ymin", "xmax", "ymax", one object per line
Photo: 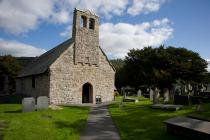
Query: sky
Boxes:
[{"xmin": 0, "ymin": 0, "xmax": 210, "ymax": 70}]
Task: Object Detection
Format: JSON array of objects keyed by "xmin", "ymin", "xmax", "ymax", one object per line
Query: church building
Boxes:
[{"xmin": 16, "ymin": 9, "xmax": 115, "ymax": 104}]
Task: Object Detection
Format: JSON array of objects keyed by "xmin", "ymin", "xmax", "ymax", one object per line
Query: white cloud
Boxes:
[
  {"xmin": 127, "ymin": 0, "xmax": 166, "ymax": 16},
  {"xmin": 50, "ymin": 10, "xmax": 70, "ymax": 24},
  {"xmin": 74, "ymin": 0, "xmax": 129, "ymax": 19},
  {"xmin": 99, "ymin": 18, "xmax": 173, "ymax": 58},
  {"xmin": 206, "ymin": 59, "xmax": 210, "ymax": 72},
  {"xmin": 0, "ymin": 38, "xmax": 46, "ymax": 57},
  {"xmin": 0, "ymin": 0, "xmax": 167, "ymax": 34},
  {"xmin": 60, "ymin": 25, "xmax": 72, "ymax": 38},
  {"xmin": 0, "ymin": 0, "xmax": 55, "ymax": 34}
]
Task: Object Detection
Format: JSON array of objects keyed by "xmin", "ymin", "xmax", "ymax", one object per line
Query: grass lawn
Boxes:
[
  {"xmin": 0, "ymin": 104, "xmax": 89, "ymax": 140},
  {"xmin": 109, "ymin": 96, "xmax": 210, "ymax": 140}
]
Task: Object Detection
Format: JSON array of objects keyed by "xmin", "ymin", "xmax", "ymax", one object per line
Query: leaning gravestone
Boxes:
[
  {"xmin": 22, "ymin": 97, "xmax": 35, "ymax": 112},
  {"xmin": 137, "ymin": 89, "xmax": 142, "ymax": 97},
  {"xmin": 150, "ymin": 88, "xmax": 154, "ymax": 101},
  {"xmin": 37, "ymin": 96, "xmax": 49, "ymax": 110},
  {"xmin": 153, "ymin": 88, "xmax": 160, "ymax": 104},
  {"xmin": 163, "ymin": 88, "xmax": 169, "ymax": 103}
]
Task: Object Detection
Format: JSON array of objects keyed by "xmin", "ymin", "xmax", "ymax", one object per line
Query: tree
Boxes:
[
  {"xmin": 203, "ymin": 72, "xmax": 210, "ymax": 84},
  {"xmin": 0, "ymin": 55, "xmax": 21, "ymax": 93},
  {"xmin": 123, "ymin": 46, "xmax": 208, "ymax": 90},
  {"xmin": 110, "ymin": 59, "xmax": 126, "ymax": 89}
]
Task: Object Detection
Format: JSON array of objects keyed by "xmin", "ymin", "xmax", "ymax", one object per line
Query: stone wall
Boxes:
[
  {"xmin": 16, "ymin": 74, "xmax": 49, "ymax": 97},
  {"xmin": 49, "ymin": 43, "xmax": 115, "ymax": 104}
]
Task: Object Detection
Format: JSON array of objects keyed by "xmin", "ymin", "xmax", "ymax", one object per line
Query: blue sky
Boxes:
[{"xmin": 0, "ymin": 0, "xmax": 209, "ymax": 67}]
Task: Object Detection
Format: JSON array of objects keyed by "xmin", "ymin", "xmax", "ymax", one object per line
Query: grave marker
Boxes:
[
  {"xmin": 22, "ymin": 97, "xmax": 35, "ymax": 112},
  {"xmin": 37, "ymin": 96, "xmax": 49, "ymax": 110},
  {"xmin": 163, "ymin": 88, "xmax": 169, "ymax": 103}
]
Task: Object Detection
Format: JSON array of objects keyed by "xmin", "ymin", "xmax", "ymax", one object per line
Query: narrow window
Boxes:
[
  {"xmin": 89, "ymin": 18, "xmax": 95, "ymax": 30},
  {"xmin": 80, "ymin": 16, "xmax": 87, "ymax": 28},
  {"xmin": 32, "ymin": 76, "xmax": 35, "ymax": 88}
]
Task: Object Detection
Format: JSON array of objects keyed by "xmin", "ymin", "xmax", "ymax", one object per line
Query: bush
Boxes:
[{"xmin": 114, "ymin": 91, "xmax": 120, "ymax": 96}]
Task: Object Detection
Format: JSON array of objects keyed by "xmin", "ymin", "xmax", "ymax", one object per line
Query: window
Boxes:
[
  {"xmin": 80, "ymin": 15, "xmax": 87, "ymax": 28},
  {"xmin": 89, "ymin": 18, "xmax": 95, "ymax": 30},
  {"xmin": 32, "ymin": 76, "xmax": 35, "ymax": 88}
]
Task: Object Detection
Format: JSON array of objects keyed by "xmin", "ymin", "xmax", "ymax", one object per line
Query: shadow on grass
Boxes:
[
  {"xmin": 109, "ymin": 102, "xmax": 194, "ymax": 140},
  {"xmin": 0, "ymin": 95, "xmax": 22, "ymax": 104},
  {"xmin": 54, "ymin": 119, "xmax": 87, "ymax": 136},
  {"xmin": 0, "ymin": 120, "xmax": 9, "ymax": 140},
  {"xmin": 61, "ymin": 106, "xmax": 90, "ymax": 111},
  {"xmin": 4, "ymin": 110, "xmax": 22, "ymax": 113}
]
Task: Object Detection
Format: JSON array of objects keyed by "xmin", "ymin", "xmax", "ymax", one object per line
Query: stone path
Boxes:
[{"xmin": 80, "ymin": 104, "xmax": 121, "ymax": 140}]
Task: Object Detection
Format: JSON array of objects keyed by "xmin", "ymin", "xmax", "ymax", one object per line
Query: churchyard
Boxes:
[
  {"xmin": 109, "ymin": 96, "xmax": 210, "ymax": 140},
  {"xmin": 0, "ymin": 93, "xmax": 210, "ymax": 140}
]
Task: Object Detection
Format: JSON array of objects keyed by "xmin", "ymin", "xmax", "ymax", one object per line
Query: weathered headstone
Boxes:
[
  {"xmin": 22, "ymin": 97, "xmax": 35, "ymax": 112},
  {"xmin": 137, "ymin": 89, "xmax": 142, "ymax": 97},
  {"xmin": 149, "ymin": 88, "xmax": 154, "ymax": 101},
  {"xmin": 37, "ymin": 96, "xmax": 49, "ymax": 110},
  {"xmin": 163, "ymin": 88, "xmax": 169, "ymax": 103},
  {"xmin": 153, "ymin": 88, "xmax": 160, "ymax": 104},
  {"xmin": 121, "ymin": 87, "xmax": 126, "ymax": 98}
]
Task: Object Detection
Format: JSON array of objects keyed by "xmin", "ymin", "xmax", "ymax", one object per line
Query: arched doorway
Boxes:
[{"xmin": 82, "ymin": 83, "xmax": 93, "ymax": 103}]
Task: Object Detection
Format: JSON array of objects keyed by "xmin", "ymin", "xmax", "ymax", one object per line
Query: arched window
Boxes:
[
  {"xmin": 80, "ymin": 15, "xmax": 87, "ymax": 28},
  {"xmin": 89, "ymin": 18, "xmax": 95, "ymax": 30}
]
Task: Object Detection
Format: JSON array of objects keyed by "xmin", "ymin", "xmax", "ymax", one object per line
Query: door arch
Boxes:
[{"xmin": 82, "ymin": 83, "xmax": 93, "ymax": 103}]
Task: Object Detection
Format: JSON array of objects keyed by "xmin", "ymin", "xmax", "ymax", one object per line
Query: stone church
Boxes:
[{"xmin": 16, "ymin": 9, "xmax": 115, "ymax": 104}]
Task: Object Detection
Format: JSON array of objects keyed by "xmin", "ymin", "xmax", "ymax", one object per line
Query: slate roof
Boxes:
[
  {"xmin": 17, "ymin": 39, "xmax": 73, "ymax": 77},
  {"xmin": 17, "ymin": 38, "xmax": 115, "ymax": 78}
]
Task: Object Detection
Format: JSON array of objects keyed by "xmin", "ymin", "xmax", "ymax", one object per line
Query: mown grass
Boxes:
[
  {"xmin": 190, "ymin": 103, "xmax": 210, "ymax": 121},
  {"xmin": 0, "ymin": 104, "xmax": 89, "ymax": 140},
  {"xmin": 109, "ymin": 96, "xmax": 210, "ymax": 140}
]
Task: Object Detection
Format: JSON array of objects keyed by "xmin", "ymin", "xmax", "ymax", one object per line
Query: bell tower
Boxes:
[{"xmin": 72, "ymin": 8, "xmax": 99, "ymax": 65}]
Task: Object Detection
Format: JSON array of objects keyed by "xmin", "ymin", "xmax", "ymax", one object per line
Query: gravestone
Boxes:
[
  {"xmin": 121, "ymin": 87, "xmax": 126, "ymax": 98},
  {"xmin": 123, "ymin": 97, "xmax": 138, "ymax": 103},
  {"xmin": 153, "ymin": 88, "xmax": 160, "ymax": 104},
  {"xmin": 149, "ymin": 88, "xmax": 154, "ymax": 101},
  {"xmin": 137, "ymin": 89, "xmax": 142, "ymax": 97},
  {"xmin": 151, "ymin": 104, "xmax": 183, "ymax": 111},
  {"xmin": 163, "ymin": 88, "xmax": 169, "ymax": 103},
  {"xmin": 37, "ymin": 96, "xmax": 49, "ymax": 110},
  {"xmin": 22, "ymin": 97, "xmax": 35, "ymax": 112}
]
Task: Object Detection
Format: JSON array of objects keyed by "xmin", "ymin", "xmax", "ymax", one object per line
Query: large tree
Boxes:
[
  {"xmin": 0, "ymin": 55, "xmax": 21, "ymax": 93},
  {"xmin": 123, "ymin": 46, "xmax": 208, "ymax": 89}
]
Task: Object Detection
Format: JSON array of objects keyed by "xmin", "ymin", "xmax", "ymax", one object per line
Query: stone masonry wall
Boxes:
[
  {"xmin": 49, "ymin": 43, "xmax": 115, "ymax": 104},
  {"xmin": 16, "ymin": 74, "xmax": 49, "ymax": 97}
]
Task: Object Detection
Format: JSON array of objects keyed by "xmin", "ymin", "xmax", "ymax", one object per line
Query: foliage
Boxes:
[
  {"xmin": 0, "ymin": 55, "xmax": 21, "ymax": 93},
  {"xmin": 109, "ymin": 97, "xmax": 210, "ymax": 140},
  {"xmin": 114, "ymin": 90, "xmax": 120, "ymax": 96},
  {"xmin": 110, "ymin": 59, "xmax": 126, "ymax": 89},
  {"xmin": 0, "ymin": 104, "xmax": 89, "ymax": 140},
  {"xmin": 123, "ymin": 46, "xmax": 208, "ymax": 89},
  {"xmin": 0, "ymin": 55, "xmax": 21, "ymax": 78},
  {"xmin": 203, "ymin": 72, "xmax": 210, "ymax": 84},
  {"xmin": 16, "ymin": 57, "xmax": 35, "ymax": 67}
]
